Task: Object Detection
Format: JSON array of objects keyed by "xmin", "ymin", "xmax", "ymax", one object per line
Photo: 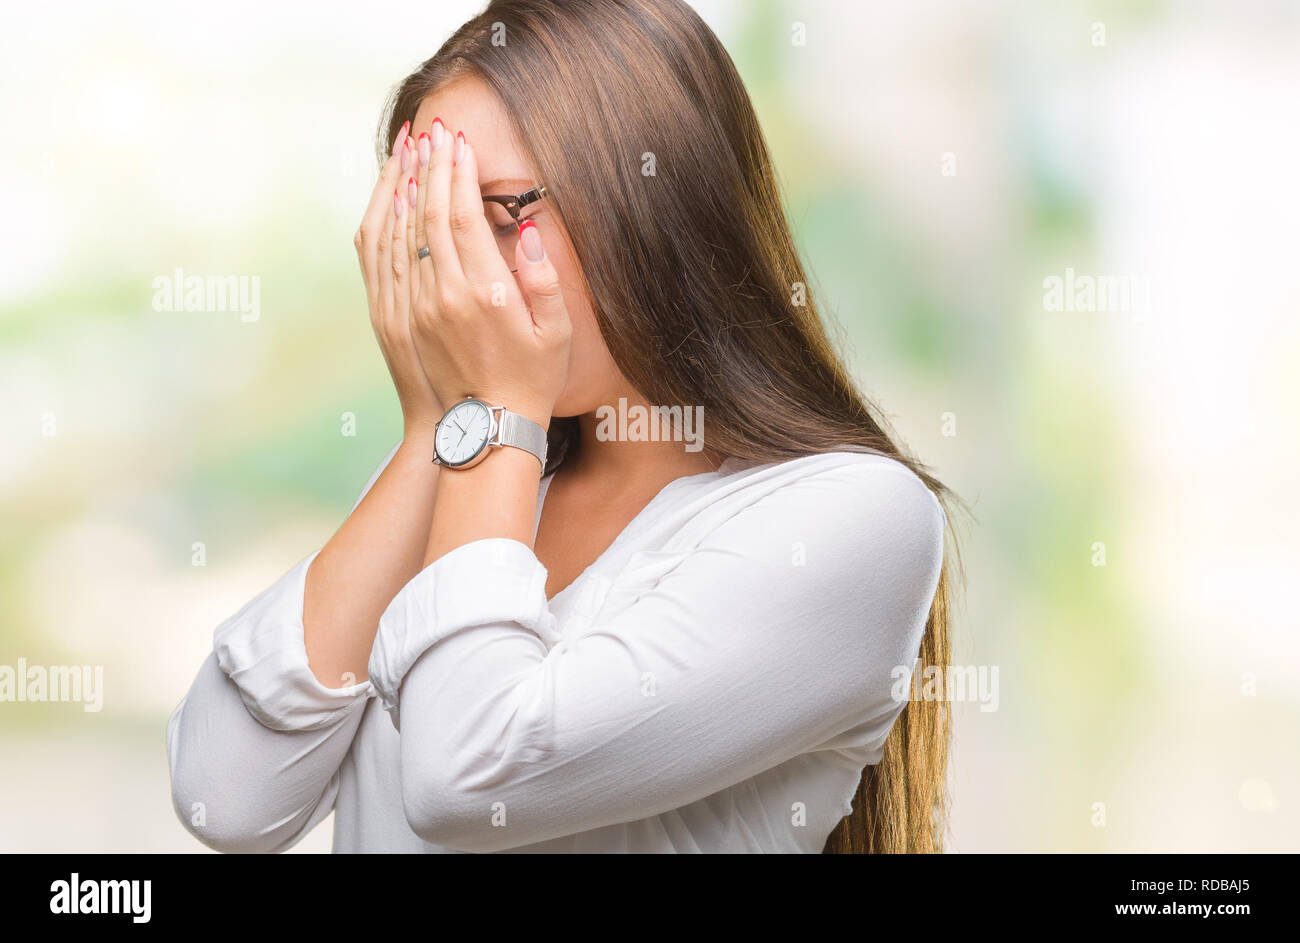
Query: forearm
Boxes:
[
  {"xmin": 305, "ymin": 429, "xmax": 440, "ymax": 687},
  {"xmin": 424, "ymin": 413, "xmax": 549, "ymax": 566}
]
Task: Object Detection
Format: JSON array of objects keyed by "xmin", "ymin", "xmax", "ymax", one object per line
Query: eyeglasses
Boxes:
[{"xmin": 482, "ymin": 184, "xmax": 548, "ymax": 272}]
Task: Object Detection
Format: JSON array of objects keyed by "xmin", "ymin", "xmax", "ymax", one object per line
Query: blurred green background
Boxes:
[{"xmin": 1, "ymin": 0, "xmax": 1297, "ymax": 851}]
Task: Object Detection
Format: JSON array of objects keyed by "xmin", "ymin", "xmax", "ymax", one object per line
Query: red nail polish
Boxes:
[
  {"xmin": 518, "ymin": 218, "xmax": 543, "ymax": 262},
  {"xmin": 403, "ymin": 136, "xmax": 411, "ymax": 150},
  {"xmin": 456, "ymin": 131, "xmax": 465, "ymax": 143},
  {"xmin": 401, "ymin": 120, "xmax": 410, "ymax": 133},
  {"xmin": 409, "ymin": 176, "xmax": 415, "ymax": 186},
  {"xmin": 418, "ymin": 131, "xmax": 429, "ymax": 142}
]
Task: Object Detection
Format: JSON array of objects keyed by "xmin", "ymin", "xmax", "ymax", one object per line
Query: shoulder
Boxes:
[
  {"xmin": 677, "ymin": 451, "xmax": 945, "ymax": 669},
  {"xmin": 720, "ymin": 450, "xmax": 946, "ymax": 548},
  {"xmin": 684, "ymin": 450, "xmax": 946, "ymax": 602}
]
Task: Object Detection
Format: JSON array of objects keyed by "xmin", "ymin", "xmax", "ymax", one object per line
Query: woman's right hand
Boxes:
[{"xmin": 354, "ymin": 120, "xmax": 443, "ymax": 437}]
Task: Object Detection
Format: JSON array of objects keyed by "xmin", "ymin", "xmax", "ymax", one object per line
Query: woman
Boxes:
[{"xmin": 167, "ymin": 0, "xmax": 955, "ymax": 854}]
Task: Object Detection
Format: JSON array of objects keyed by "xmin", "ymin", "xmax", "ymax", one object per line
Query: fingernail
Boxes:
[
  {"xmin": 392, "ymin": 120, "xmax": 410, "ymax": 156},
  {"xmin": 519, "ymin": 219, "xmax": 544, "ymax": 262},
  {"xmin": 432, "ymin": 118, "xmax": 445, "ymax": 150},
  {"xmin": 394, "ymin": 186, "xmax": 403, "ymax": 218},
  {"xmin": 401, "ymin": 138, "xmax": 411, "ymax": 174},
  {"xmin": 417, "ymin": 132, "xmax": 431, "ymax": 167},
  {"xmin": 454, "ymin": 131, "xmax": 466, "ymax": 165},
  {"xmin": 408, "ymin": 176, "xmax": 417, "ymax": 209}
]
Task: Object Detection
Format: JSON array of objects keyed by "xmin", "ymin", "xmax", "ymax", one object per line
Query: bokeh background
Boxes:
[{"xmin": 2, "ymin": 0, "xmax": 1297, "ymax": 852}]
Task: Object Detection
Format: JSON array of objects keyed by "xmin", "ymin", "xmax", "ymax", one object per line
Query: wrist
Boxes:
[
  {"xmin": 400, "ymin": 418, "xmax": 439, "ymax": 451},
  {"xmin": 436, "ymin": 391, "xmax": 552, "ymax": 430},
  {"xmin": 489, "ymin": 395, "xmax": 552, "ymax": 431},
  {"xmin": 508, "ymin": 402, "xmax": 552, "ymax": 431}
]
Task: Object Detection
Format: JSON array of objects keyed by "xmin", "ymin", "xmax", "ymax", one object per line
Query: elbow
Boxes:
[
  {"xmin": 399, "ymin": 754, "xmax": 526, "ymax": 854},
  {"xmin": 169, "ymin": 770, "xmax": 310, "ymax": 854},
  {"xmin": 166, "ymin": 705, "xmax": 294, "ymax": 855},
  {"xmin": 168, "ymin": 766, "xmax": 271, "ymax": 854},
  {"xmin": 168, "ymin": 756, "xmax": 284, "ymax": 854}
]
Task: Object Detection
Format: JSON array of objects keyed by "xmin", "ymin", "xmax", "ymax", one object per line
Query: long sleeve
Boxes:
[
  {"xmin": 370, "ymin": 456, "xmax": 945, "ymax": 853},
  {"xmin": 166, "ymin": 442, "xmax": 398, "ymax": 853}
]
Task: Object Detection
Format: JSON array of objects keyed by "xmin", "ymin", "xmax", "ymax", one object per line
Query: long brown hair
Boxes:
[{"xmin": 380, "ymin": 0, "xmax": 956, "ymax": 853}]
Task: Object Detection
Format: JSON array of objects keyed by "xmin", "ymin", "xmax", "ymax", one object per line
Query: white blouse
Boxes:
[{"xmin": 167, "ymin": 447, "xmax": 945, "ymax": 853}]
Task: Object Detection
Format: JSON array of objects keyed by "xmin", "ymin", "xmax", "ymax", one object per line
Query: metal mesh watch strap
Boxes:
[{"xmin": 494, "ymin": 408, "xmax": 548, "ymax": 471}]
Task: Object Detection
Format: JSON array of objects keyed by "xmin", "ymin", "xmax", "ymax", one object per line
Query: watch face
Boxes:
[{"xmin": 435, "ymin": 400, "xmax": 493, "ymax": 467}]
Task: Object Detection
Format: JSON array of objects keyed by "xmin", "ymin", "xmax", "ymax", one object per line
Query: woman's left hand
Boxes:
[{"xmin": 405, "ymin": 126, "xmax": 571, "ymax": 429}]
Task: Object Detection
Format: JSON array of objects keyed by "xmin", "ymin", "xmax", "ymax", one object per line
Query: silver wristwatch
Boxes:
[{"xmin": 432, "ymin": 397, "xmax": 548, "ymax": 472}]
